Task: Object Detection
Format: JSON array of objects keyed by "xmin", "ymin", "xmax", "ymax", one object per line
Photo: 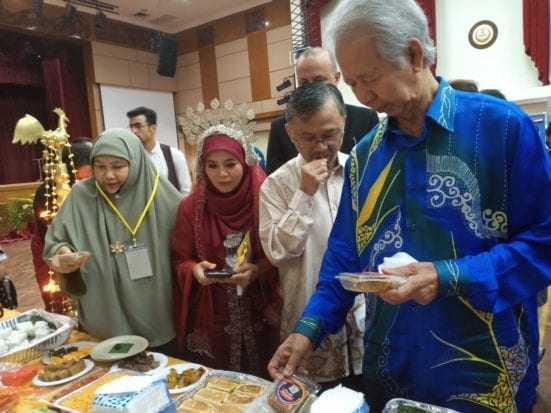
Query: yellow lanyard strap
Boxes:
[{"xmin": 95, "ymin": 170, "xmax": 160, "ymax": 244}]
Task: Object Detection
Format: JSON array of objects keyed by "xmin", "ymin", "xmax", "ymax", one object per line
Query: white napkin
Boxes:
[
  {"xmin": 378, "ymin": 252, "xmax": 418, "ymax": 273},
  {"xmin": 95, "ymin": 376, "xmax": 155, "ymax": 395},
  {"xmin": 310, "ymin": 384, "xmax": 368, "ymax": 413}
]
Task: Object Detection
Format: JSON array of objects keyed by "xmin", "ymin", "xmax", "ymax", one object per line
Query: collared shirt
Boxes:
[
  {"xmin": 148, "ymin": 141, "xmax": 192, "ymax": 197},
  {"xmin": 298, "ymin": 78, "xmax": 551, "ymax": 411},
  {"xmin": 259, "ymin": 152, "xmax": 364, "ymax": 381}
]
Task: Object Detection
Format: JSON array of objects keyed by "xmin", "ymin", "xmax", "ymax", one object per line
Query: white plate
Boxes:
[
  {"xmin": 110, "ymin": 351, "xmax": 168, "ymax": 375},
  {"xmin": 43, "ymin": 341, "xmax": 96, "ymax": 365},
  {"xmin": 161, "ymin": 362, "xmax": 208, "ymax": 395},
  {"xmin": 46, "ymin": 251, "xmax": 91, "ymax": 267},
  {"xmin": 90, "ymin": 335, "xmax": 148, "ymax": 362},
  {"xmin": 33, "ymin": 359, "xmax": 95, "ymax": 387}
]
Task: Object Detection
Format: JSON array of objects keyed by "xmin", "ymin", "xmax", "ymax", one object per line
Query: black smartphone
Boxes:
[{"xmin": 204, "ymin": 269, "xmax": 233, "ymax": 278}]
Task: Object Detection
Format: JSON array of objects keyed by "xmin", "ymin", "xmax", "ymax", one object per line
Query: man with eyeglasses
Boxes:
[
  {"xmin": 265, "ymin": 47, "xmax": 379, "ymax": 175},
  {"xmin": 259, "ymin": 82, "xmax": 365, "ymax": 391},
  {"xmin": 127, "ymin": 106, "xmax": 191, "ymax": 197}
]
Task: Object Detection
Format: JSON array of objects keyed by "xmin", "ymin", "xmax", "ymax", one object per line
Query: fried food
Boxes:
[
  {"xmin": 118, "ymin": 351, "xmax": 159, "ymax": 372},
  {"xmin": 38, "ymin": 358, "xmax": 85, "ymax": 382},
  {"xmin": 167, "ymin": 366, "xmax": 207, "ymax": 389},
  {"xmin": 206, "ymin": 377, "xmax": 239, "ymax": 392},
  {"xmin": 49, "ymin": 346, "xmax": 92, "ymax": 363}
]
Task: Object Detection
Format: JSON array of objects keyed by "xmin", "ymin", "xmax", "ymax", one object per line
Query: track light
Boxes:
[
  {"xmin": 277, "ymin": 92, "xmax": 293, "ymax": 106},
  {"xmin": 65, "ymin": 2, "xmax": 76, "ymax": 23},
  {"xmin": 276, "ymin": 77, "xmax": 293, "ymax": 92},
  {"xmin": 33, "ymin": 0, "xmax": 44, "ymax": 16},
  {"xmin": 95, "ymin": 10, "xmax": 107, "ymax": 28}
]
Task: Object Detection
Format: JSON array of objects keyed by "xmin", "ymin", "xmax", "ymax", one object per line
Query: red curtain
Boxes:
[
  {"xmin": 416, "ymin": 0, "xmax": 437, "ymax": 74},
  {"xmin": 0, "ymin": 36, "xmax": 91, "ymax": 185},
  {"xmin": 304, "ymin": 0, "xmax": 331, "ymax": 47},
  {"xmin": 416, "ymin": 0, "xmax": 437, "ymax": 47},
  {"xmin": 523, "ymin": 0, "xmax": 550, "ymax": 85},
  {"xmin": 0, "ymin": 85, "xmax": 46, "ymax": 184}
]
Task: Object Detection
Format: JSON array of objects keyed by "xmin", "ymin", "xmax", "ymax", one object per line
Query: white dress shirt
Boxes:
[
  {"xmin": 148, "ymin": 141, "xmax": 192, "ymax": 197},
  {"xmin": 259, "ymin": 152, "xmax": 364, "ymax": 382}
]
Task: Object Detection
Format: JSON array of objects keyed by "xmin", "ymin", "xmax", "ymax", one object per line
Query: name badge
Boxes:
[{"xmin": 124, "ymin": 244, "xmax": 153, "ymax": 280}]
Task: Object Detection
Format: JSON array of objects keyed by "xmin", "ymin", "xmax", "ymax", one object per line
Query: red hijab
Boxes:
[{"xmin": 194, "ymin": 133, "xmax": 265, "ymax": 267}]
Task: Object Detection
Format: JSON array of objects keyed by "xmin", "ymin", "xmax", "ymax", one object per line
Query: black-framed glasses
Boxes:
[
  {"xmin": 295, "ymin": 129, "xmax": 343, "ymax": 147},
  {"xmin": 129, "ymin": 123, "xmax": 149, "ymax": 130}
]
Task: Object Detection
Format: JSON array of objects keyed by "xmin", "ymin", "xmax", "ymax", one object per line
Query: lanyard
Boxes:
[{"xmin": 95, "ymin": 170, "xmax": 160, "ymax": 246}]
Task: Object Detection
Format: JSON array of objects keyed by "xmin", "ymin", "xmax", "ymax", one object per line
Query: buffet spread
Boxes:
[
  {"xmin": 0, "ymin": 309, "xmax": 457, "ymax": 413},
  {"xmin": 0, "ymin": 309, "xmax": 323, "ymax": 413}
]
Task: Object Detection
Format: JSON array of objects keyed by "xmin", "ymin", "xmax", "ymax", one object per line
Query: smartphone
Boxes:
[{"xmin": 204, "ymin": 269, "xmax": 233, "ymax": 278}]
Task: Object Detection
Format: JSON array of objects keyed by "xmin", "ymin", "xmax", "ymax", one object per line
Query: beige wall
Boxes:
[{"xmin": 89, "ymin": 23, "xmax": 293, "ymax": 158}]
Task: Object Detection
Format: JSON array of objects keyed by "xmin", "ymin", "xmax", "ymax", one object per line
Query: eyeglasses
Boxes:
[
  {"xmin": 128, "ymin": 123, "xmax": 149, "ymax": 130},
  {"xmin": 295, "ymin": 130, "xmax": 344, "ymax": 147}
]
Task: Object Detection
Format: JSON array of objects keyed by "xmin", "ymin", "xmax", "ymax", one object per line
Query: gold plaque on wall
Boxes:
[{"xmin": 468, "ymin": 20, "xmax": 498, "ymax": 49}]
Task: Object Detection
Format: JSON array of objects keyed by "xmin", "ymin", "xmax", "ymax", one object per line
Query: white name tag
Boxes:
[{"xmin": 124, "ymin": 244, "xmax": 153, "ymax": 280}]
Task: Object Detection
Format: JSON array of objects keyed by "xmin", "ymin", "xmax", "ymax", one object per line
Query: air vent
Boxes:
[{"xmin": 150, "ymin": 14, "xmax": 178, "ymax": 25}]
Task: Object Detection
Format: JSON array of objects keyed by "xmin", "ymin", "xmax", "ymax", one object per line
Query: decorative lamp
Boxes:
[
  {"xmin": 13, "ymin": 108, "xmax": 78, "ymax": 315},
  {"xmin": 13, "ymin": 108, "xmax": 76, "ymax": 219}
]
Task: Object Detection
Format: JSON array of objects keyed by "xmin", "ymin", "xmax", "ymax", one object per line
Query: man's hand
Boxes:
[
  {"xmin": 379, "ymin": 262, "xmax": 439, "ymax": 305},
  {"xmin": 267, "ymin": 333, "xmax": 314, "ymax": 380},
  {"xmin": 299, "ymin": 159, "xmax": 329, "ymax": 196}
]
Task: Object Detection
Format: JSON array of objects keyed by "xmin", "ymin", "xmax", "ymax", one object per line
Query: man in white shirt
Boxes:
[
  {"xmin": 259, "ymin": 82, "xmax": 364, "ymax": 390},
  {"xmin": 127, "ymin": 106, "xmax": 191, "ymax": 197}
]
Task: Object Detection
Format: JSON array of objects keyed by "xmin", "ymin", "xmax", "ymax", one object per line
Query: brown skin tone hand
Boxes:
[{"xmin": 267, "ymin": 333, "xmax": 314, "ymax": 380}]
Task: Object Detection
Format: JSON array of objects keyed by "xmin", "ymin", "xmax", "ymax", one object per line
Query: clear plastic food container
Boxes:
[
  {"xmin": 382, "ymin": 398, "xmax": 460, "ymax": 413},
  {"xmin": 337, "ymin": 272, "xmax": 407, "ymax": 293}
]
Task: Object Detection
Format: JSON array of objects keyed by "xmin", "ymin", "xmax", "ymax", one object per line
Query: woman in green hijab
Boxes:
[{"xmin": 44, "ymin": 128, "xmax": 182, "ymax": 353}]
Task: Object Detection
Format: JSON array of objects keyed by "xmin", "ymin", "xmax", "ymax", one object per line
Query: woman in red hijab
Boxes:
[{"xmin": 171, "ymin": 126, "xmax": 280, "ymax": 378}]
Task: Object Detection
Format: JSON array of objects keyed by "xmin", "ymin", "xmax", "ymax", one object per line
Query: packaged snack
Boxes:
[{"xmin": 263, "ymin": 374, "xmax": 320, "ymax": 413}]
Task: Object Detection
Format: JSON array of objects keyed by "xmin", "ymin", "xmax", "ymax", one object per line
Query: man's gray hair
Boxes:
[
  {"xmin": 326, "ymin": 0, "xmax": 436, "ymax": 68},
  {"xmin": 297, "ymin": 47, "xmax": 339, "ymax": 75}
]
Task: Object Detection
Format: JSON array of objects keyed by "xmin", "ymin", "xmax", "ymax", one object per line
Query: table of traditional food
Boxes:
[{"xmin": 0, "ymin": 308, "xmax": 324, "ymax": 413}]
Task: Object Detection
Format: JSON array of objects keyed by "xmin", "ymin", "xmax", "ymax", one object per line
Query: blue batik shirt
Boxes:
[{"xmin": 295, "ymin": 78, "xmax": 551, "ymax": 412}]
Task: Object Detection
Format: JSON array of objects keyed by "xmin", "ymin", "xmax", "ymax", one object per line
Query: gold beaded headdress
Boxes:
[{"xmin": 178, "ymin": 98, "xmax": 257, "ymax": 175}]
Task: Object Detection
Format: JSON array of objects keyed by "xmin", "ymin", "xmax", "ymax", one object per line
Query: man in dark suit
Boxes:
[{"xmin": 266, "ymin": 47, "xmax": 379, "ymax": 175}]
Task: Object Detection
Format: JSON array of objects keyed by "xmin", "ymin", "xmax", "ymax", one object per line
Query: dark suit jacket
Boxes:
[{"xmin": 265, "ymin": 104, "xmax": 379, "ymax": 175}]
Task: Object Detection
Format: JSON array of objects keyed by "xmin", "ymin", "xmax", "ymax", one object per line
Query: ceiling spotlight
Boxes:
[
  {"xmin": 65, "ymin": 2, "xmax": 76, "ymax": 23},
  {"xmin": 95, "ymin": 10, "xmax": 107, "ymax": 28},
  {"xmin": 276, "ymin": 77, "xmax": 293, "ymax": 92},
  {"xmin": 33, "ymin": 0, "xmax": 44, "ymax": 16}
]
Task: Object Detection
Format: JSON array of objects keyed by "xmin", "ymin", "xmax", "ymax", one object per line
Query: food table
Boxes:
[
  {"xmin": 0, "ymin": 309, "xmax": 456, "ymax": 413},
  {"xmin": 0, "ymin": 309, "xmax": 279, "ymax": 413}
]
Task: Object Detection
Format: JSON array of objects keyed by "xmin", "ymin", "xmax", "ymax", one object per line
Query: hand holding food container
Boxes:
[
  {"xmin": 47, "ymin": 246, "xmax": 91, "ymax": 274},
  {"xmin": 337, "ymin": 253, "xmax": 440, "ymax": 306}
]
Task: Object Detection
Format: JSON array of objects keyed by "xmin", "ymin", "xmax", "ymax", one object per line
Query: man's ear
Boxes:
[
  {"xmin": 334, "ymin": 71, "xmax": 342, "ymax": 84},
  {"xmin": 406, "ymin": 38, "xmax": 424, "ymax": 72},
  {"xmin": 284, "ymin": 122, "xmax": 293, "ymax": 140}
]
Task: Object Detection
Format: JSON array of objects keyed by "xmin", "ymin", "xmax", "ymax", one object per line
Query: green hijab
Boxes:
[{"xmin": 44, "ymin": 128, "xmax": 182, "ymax": 346}]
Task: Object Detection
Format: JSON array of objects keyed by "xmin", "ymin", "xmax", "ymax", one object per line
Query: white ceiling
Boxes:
[{"xmin": 45, "ymin": 0, "xmax": 273, "ymax": 34}]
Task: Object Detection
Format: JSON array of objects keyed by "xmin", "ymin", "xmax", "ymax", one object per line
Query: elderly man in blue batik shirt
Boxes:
[{"xmin": 267, "ymin": 0, "xmax": 551, "ymax": 412}]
